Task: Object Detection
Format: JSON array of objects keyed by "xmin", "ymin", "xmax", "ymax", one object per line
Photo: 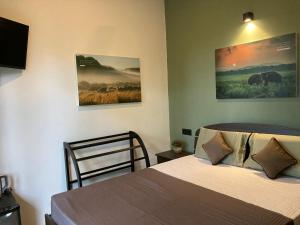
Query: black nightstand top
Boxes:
[
  {"xmin": 0, "ymin": 191, "xmax": 20, "ymax": 216},
  {"xmin": 156, "ymin": 150, "xmax": 192, "ymax": 160}
]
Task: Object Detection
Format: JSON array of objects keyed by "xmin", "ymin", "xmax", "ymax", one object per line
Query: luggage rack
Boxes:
[{"xmin": 64, "ymin": 131, "xmax": 150, "ymax": 190}]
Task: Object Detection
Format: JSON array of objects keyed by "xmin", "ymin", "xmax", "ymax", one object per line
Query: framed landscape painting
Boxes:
[
  {"xmin": 215, "ymin": 33, "xmax": 297, "ymax": 99},
  {"xmin": 76, "ymin": 54, "xmax": 142, "ymax": 105}
]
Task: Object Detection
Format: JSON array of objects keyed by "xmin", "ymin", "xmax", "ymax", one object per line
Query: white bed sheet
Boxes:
[{"xmin": 152, "ymin": 155, "xmax": 300, "ymax": 225}]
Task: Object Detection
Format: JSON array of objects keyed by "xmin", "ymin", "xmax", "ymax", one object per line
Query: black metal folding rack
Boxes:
[{"xmin": 64, "ymin": 131, "xmax": 150, "ymax": 190}]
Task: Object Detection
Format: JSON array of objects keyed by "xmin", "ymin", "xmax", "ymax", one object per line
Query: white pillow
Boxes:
[
  {"xmin": 195, "ymin": 128, "xmax": 251, "ymax": 167},
  {"xmin": 244, "ymin": 133, "xmax": 300, "ymax": 178}
]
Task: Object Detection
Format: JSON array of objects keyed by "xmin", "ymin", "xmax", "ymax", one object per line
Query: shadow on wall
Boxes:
[
  {"xmin": 0, "ymin": 67, "xmax": 23, "ymax": 87},
  {"xmin": 13, "ymin": 192, "xmax": 38, "ymax": 225},
  {"xmin": 77, "ymin": 102, "xmax": 142, "ymax": 111},
  {"xmin": 0, "ymin": 67, "xmax": 23, "ymax": 167}
]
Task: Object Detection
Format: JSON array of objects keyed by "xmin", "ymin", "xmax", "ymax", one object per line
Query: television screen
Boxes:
[{"xmin": 0, "ymin": 17, "xmax": 29, "ymax": 69}]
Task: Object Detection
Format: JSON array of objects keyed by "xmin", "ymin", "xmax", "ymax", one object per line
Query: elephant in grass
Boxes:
[
  {"xmin": 248, "ymin": 71, "xmax": 282, "ymax": 86},
  {"xmin": 248, "ymin": 73, "xmax": 263, "ymax": 85},
  {"xmin": 261, "ymin": 71, "xmax": 282, "ymax": 86}
]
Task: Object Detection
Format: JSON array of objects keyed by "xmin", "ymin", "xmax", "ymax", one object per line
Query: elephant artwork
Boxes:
[
  {"xmin": 248, "ymin": 71, "xmax": 282, "ymax": 86},
  {"xmin": 215, "ymin": 33, "xmax": 297, "ymax": 98}
]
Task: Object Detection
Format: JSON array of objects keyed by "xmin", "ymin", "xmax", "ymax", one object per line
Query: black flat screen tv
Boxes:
[{"xmin": 0, "ymin": 17, "xmax": 29, "ymax": 69}]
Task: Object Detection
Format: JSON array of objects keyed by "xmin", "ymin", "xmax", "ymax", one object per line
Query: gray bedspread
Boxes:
[{"xmin": 51, "ymin": 168, "xmax": 294, "ymax": 225}]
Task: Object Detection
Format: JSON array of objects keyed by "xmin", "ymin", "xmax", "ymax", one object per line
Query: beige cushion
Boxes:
[
  {"xmin": 195, "ymin": 128, "xmax": 250, "ymax": 167},
  {"xmin": 244, "ymin": 133, "xmax": 300, "ymax": 178},
  {"xmin": 202, "ymin": 132, "xmax": 233, "ymax": 165},
  {"xmin": 251, "ymin": 138, "xmax": 297, "ymax": 179}
]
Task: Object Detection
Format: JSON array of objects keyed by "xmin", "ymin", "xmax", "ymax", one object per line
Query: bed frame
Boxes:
[
  {"xmin": 46, "ymin": 123, "xmax": 300, "ymax": 225},
  {"xmin": 45, "ymin": 214, "xmax": 57, "ymax": 225}
]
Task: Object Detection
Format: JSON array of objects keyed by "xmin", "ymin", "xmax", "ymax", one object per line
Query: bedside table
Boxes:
[
  {"xmin": 156, "ymin": 150, "xmax": 192, "ymax": 164},
  {"xmin": 0, "ymin": 190, "xmax": 21, "ymax": 225}
]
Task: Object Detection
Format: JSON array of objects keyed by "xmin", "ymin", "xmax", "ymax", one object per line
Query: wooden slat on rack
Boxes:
[
  {"xmin": 69, "ymin": 132, "xmax": 129, "ymax": 145},
  {"xmin": 70, "ymin": 165, "xmax": 132, "ymax": 184},
  {"xmin": 71, "ymin": 137, "xmax": 130, "ymax": 150},
  {"xmin": 80, "ymin": 157, "xmax": 146, "ymax": 176},
  {"xmin": 76, "ymin": 145, "xmax": 141, "ymax": 162}
]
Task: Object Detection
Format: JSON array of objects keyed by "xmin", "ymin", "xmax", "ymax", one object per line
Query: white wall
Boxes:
[{"xmin": 0, "ymin": 0, "xmax": 170, "ymax": 224}]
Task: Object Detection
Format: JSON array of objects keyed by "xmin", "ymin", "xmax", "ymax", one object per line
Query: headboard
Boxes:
[{"xmin": 194, "ymin": 123, "xmax": 300, "ymax": 151}]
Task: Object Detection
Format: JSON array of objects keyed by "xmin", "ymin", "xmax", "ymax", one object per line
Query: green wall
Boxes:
[{"xmin": 165, "ymin": 0, "xmax": 300, "ymax": 152}]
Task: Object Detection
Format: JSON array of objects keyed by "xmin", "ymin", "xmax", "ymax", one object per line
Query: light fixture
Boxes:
[{"xmin": 243, "ymin": 12, "xmax": 254, "ymax": 23}]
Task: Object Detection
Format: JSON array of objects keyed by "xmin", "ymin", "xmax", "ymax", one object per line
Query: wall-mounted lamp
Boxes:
[{"xmin": 243, "ymin": 12, "xmax": 254, "ymax": 23}]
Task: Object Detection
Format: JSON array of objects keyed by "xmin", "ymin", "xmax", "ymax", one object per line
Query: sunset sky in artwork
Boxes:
[{"xmin": 215, "ymin": 33, "xmax": 296, "ymax": 72}]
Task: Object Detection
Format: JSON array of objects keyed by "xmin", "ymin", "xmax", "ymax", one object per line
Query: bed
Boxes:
[{"xmin": 46, "ymin": 123, "xmax": 300, "ymax": 225}]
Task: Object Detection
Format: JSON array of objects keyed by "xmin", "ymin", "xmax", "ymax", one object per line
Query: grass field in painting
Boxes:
[
  {"xmin": 78, "ymin": 81, "xmax": 141, "ymax": 105},
  {"xmin": 216, "ymin": 70, "xmax": 296, "ymax": 99}
]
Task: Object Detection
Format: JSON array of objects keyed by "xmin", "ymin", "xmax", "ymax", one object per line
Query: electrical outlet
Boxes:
[{"xmin": 182, "ymin": 128, "xmax": 192, "ymax": 136}]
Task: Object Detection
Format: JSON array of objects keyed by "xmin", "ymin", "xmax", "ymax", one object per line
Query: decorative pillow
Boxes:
[
  {"xmin": 202, "ymin": 132, "xmax": 233, "ymax": 165},
  {"xmin": 195, "ymin": 128, "xmax": 250, "ymax": 167},
  {"xmin": 251, "ymin": 138, "xmax": 297, "ymax": 179},
  {"xmin": 244, "ymin": 133, "xmax": 300, "ymax": 178}
]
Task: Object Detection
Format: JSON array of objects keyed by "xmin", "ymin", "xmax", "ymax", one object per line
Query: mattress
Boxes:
[
  {"xmin": 152, "ymin": 155, "xmax": 300, "ymax": 225},
  {"xmin": 51, "ymin": 156, "xmax": 300, "ymax": 225}
]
